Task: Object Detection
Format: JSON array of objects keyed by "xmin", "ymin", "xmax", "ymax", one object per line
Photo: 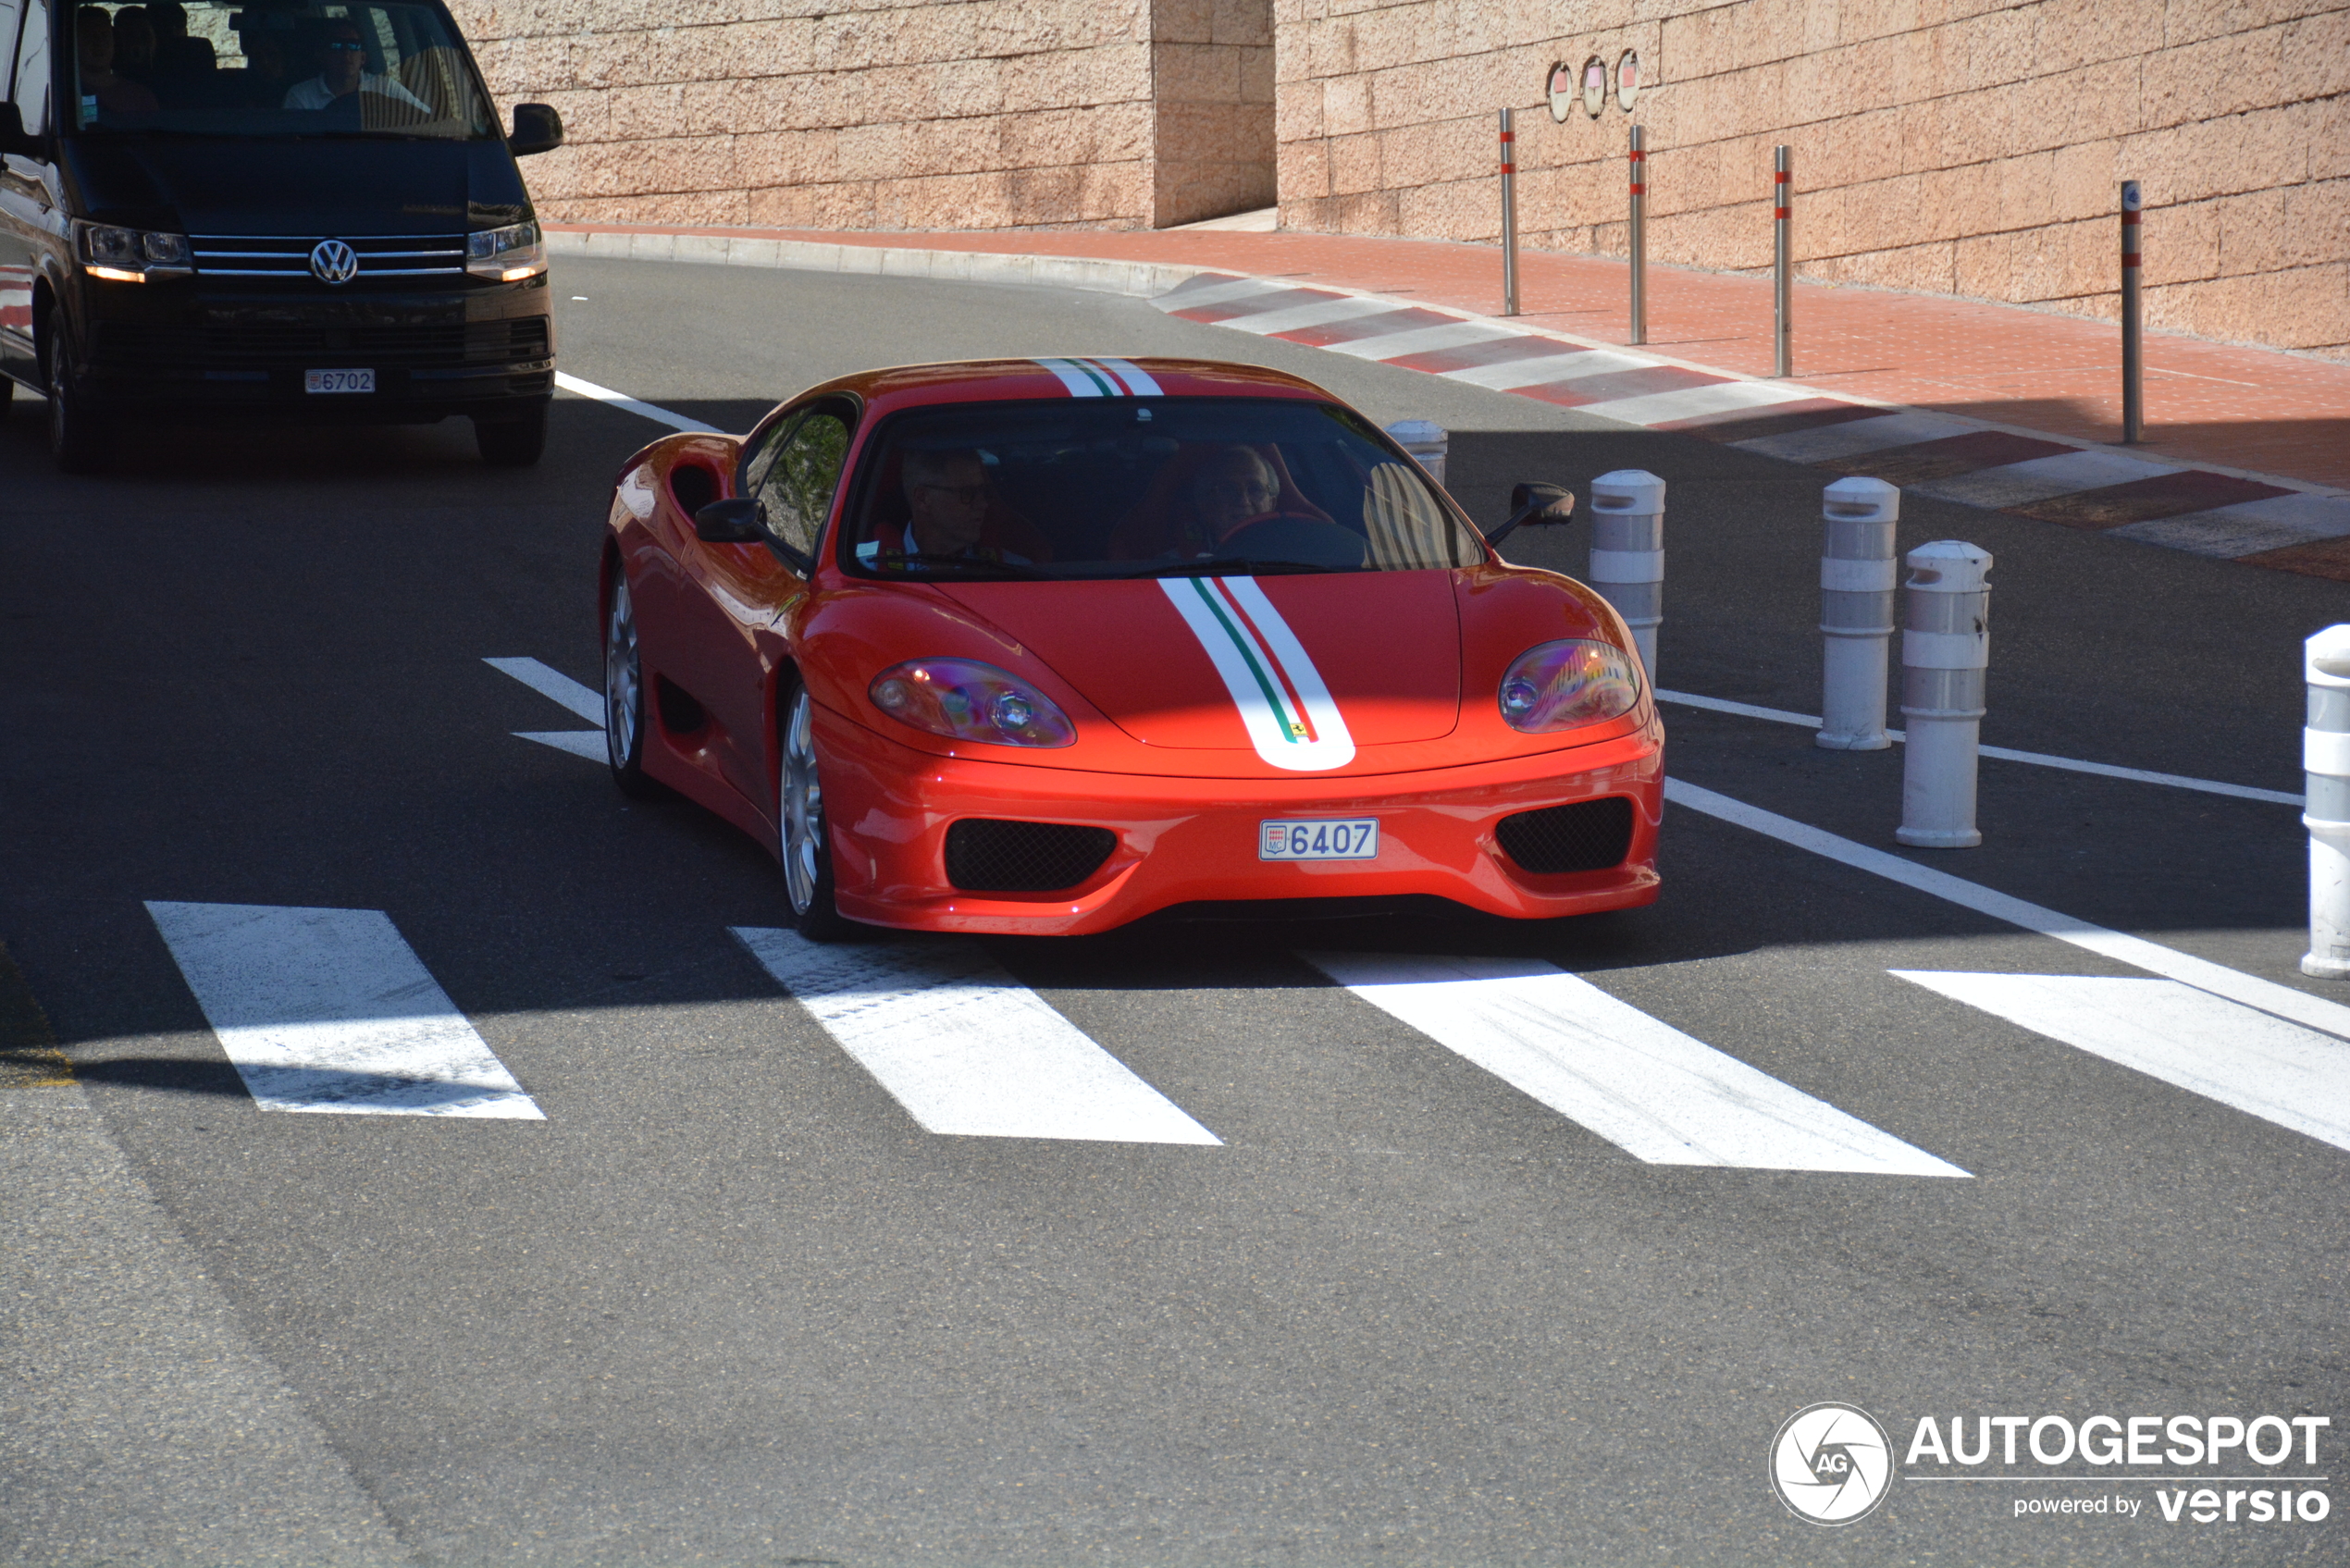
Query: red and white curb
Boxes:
[{"xmin": 1155, "ymin": 273, "xmax": 2350, "ymax": 574}]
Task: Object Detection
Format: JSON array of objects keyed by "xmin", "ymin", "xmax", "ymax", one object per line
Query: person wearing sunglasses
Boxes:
[
  {"xmin": 860, "ymin": 450, "xmax": 1047, "ymax": 571},
  {"xmin": 281, "ymin": 18, "xmax": 426, "ymax": 110}
]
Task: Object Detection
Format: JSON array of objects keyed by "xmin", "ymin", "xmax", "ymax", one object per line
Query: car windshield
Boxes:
[
  {"xmin": 844, "ymin": 397, "xmax": 1484, "ymax": 580},
  {"xmin": 68, "ymin": 0, "xmax": 494, "ymax": 139}
]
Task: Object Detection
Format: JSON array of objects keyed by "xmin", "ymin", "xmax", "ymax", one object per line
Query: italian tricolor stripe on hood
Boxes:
[{"xmin": 1157, "ymin": 576, "xmax": 1357, "ymax": 772}]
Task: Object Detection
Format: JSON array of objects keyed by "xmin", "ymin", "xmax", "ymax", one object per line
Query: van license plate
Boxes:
[
  {"xmin": 305, "ymin": 368, "xmax": 375, "ymax": 394},
  {"xmin": 1259, "ymin": 819, "xmax": 1379, "ymax": 860}
]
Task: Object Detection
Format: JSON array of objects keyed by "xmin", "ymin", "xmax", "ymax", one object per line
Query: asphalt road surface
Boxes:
[{"xmin": 2, "ymin": 256, "xmax": 2344, "ymax": 1568}]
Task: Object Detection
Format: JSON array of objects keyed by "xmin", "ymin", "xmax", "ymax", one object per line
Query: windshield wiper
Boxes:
[
  {"xmin": 870, "ymin": 552, "xmax": 1050, "ymax": 580},
  {"xmin": 1132, "ymin": 558, "xmax": 1334, "ymax": 578}
]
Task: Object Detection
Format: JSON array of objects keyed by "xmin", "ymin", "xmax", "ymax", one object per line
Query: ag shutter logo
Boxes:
[{"xmin": 1772, "ymin": 1402, "xmax": 1896, "ymax": 1525}]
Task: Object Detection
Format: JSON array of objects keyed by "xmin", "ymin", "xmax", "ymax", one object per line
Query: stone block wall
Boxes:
[
  {"xmin": 451, "ymin": 0, "xmax": 1274, "ymax": 230},
  {"xmin": 1274, "ymin": 0, "xmax": 2349, "ymax": 357}
]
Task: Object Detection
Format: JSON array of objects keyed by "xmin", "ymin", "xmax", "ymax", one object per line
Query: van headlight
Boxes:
[
  {"xmin": 1498, "ymin": 639, "xmax": 1642, "ymax": 732},
  {"xmin": 74, "ymin": 221, "xmax": 192, "ymax": 282},
  {"xmin": 466, "ymin": 221, "xmax": 545, "ymax": 282}
]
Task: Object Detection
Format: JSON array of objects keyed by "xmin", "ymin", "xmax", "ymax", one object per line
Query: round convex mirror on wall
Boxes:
[
  {"xmin": 1616, "ymin": 50, "xmax": 1640, "ymax": 113},
  {"xmin": 1546, "ymin": 59, "xmax": 1576, "ymax": 122},
  {"xmin": 1581, "ymin": 55, "xmax": 1608, "ymax": 118}
]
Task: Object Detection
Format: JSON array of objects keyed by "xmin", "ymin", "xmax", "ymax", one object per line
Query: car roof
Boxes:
[{"xmin": 798, "ymin": 357, "xmax": 1339, "ymax": 414}]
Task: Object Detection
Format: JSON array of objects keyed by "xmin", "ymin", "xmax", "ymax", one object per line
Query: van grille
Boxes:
[
  {"xmin": 1494, "ymin": 797, "xmax": 1635, "ymax": 874},
  {"xmin": 189, "ymin": 233, "xmax": 467, "ymax": 280},
  {"xmin": 93, "ymin": 317, "xmax": 548, "ymax": 370}
]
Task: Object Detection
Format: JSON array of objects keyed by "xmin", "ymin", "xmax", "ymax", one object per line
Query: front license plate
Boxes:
[
  {"xmin": 1259, "ymin": 818, "xmax": 1379, "ymax": 861},
  {"xmin": 304, "ymin": 368, "xmax": 376, "ymax": 394}
]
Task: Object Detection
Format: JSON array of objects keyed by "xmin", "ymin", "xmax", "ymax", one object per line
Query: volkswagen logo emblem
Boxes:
[{"xmin": 308, "ymin": 239, "xmax": 359, "ymax": 285}]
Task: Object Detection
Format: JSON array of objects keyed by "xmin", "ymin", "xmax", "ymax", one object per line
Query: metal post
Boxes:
[
  {"xmin": 1817, "ymin": 476, "xmax": 1899, "ymax": 751},
  {"xmin": 1627, "ymin": 124, "xmax": 1647, "ymax": 346},
  {"xmin": 1385, "ymin": 419, "xmax": 1448, "ymax": 489},
  {"xmin": 2304, "ymin": 624, "xmax": 2350, "ymax": 980},
  {"xmin": 1499, "ymin": 108, "xmax": 1519, "ymax": 316},
  {"xmin": 1588, "ymin": 470, "xmax": 1665, "ymax": 680},
  {"xmin": 2121, "ymin": 180, "xmax": 2143, "ymax": 444},
  {"xmin": 1897, "ymin": 541, "xmax": 1991, "ymax": 848},
  {"xmin": 1773, "ymin": 145, "xmax": 1792, "ymax": 377}
]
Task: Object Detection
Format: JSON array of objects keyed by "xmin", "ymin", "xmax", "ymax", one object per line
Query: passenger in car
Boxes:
[
  {"xmin": 111, "ymin": 6, "xmax": 158, "ymax": 81},
  {"xmin": 863, "ymin": 449, "xmax": 1052, "ymax": 569},
  {"xmin": 75, "ymin": 8, "xmax": 161, "ymax": 116},
  {"xmin": 282, "ymin": 19, "xmax": 427, "ymax": 110}
]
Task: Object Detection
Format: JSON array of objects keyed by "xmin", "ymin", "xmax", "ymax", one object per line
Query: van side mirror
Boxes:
[
  {"xmin": 694, "ymin": 498, "xmax": 765, "ymax": 544},
  {"xmin": 1484, "ymin": 482, "xmax": 1575, "ymax": 549},
  {"xmin": 509, "ymin": 103, "xmax": 563, "ymax": 156},
  {"xmin": 0, "ymin": 102, "xmax": 40, "ymax": 159}
]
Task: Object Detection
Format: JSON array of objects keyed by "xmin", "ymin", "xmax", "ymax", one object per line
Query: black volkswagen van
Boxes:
[{"xmin": 0, "ymin": 0, "xmax": 562, "ymax": 470}]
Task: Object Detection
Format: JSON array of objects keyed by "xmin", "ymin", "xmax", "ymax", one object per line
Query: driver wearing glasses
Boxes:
[
  {"xmin": 281, "ymin": 19, "xmax": 427, "ymax": 109},
  {"xmin": 860, "ymin": 450, "xmax": 1041, "ymax": 570}
]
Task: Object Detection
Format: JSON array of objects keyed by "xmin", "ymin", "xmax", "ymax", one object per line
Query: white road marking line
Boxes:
[
  {"xmin": 553, "ymin": 370, "xmax": 721, "ymax": 435},
  {"xmin": 1731, "ymin": 410, "xmax": 1979, "ymax": 463},
  {"xmin": 1665, "ymin": 777, "xmax": 2350, "ymax": 1042},
  {"xmin": 1654, "ymin": 689, "xmax": 2300, "ymax": 806},
  {"xmin": 1891, "ymin": 971, "xmax": 2350, "ymax": 1154},
  {"xmin": 514, "ymin": 730, "xmax": 609, "ymax": 760},
  {"xmin": 732, "ymin": 927, "xmax": 1221, "ymax": 1144},
  {"xmin": 1304, "ymin": 951, "xmax": 1968, "ymax": 1177},
  {"xmin": 1907, "ymin": 447, "xmax": 2183, "ymax": 509},
  {"xmin": 1576, "ymin": 379, "xmax": 1815, "ymax": 426},
  {"xmin": 485, "ymin": 657, "xmax": 604, "ymax": 723},
  {"xmin": 144, "ymin": 902, "xmax": 543, "ymax": 1117},
  {"xmin": 486, "ymin": 659, "xmax": 607, "ymax": 759}
]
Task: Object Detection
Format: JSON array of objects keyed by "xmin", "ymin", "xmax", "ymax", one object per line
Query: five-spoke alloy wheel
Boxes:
[
  {"xmin": 603, "ymin": 572, "xmax": 660, "ymax": 798},
  {"xmin": 781, "ymin": 683, "xmax": 851, "ymax": 940}
]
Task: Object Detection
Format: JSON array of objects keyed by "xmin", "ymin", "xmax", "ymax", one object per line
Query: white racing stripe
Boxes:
[
  {"xmin": 733, "ymin": 927, "xmax": 1220, "ymax": 1144},
  {"xmin": 1304, "ymin": 951, "xmax": 1968, "ymax": 1176},
  {"xmin": 1665, "ymin": 777, "xmax": 2350, "ymax": 1042},
  {"xmin": 1157, "ymin": 576, "xmax": 1354, "ymax": 771},
  {"xmin": 1891, "ymin": 972, "xmax": 2350, "ymax": 1154},
  {"xmin": 486, "ymin": 657, "xmax": 607, "ymax": 757},
  {"xmin": 553, "ymin": 371, "xmax": 720, "ymax": 434},
  {"xmin": 145, "ymin": 902, "xmax": 543, "ymax": 1117}
]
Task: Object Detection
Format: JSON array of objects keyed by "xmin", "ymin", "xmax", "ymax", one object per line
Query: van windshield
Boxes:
[{"xmin": 69, "ymin": 0, "xmax": 494, "ymax": 139}]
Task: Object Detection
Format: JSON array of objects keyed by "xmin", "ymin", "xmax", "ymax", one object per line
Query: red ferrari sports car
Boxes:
[{"xmin": 598, "ymin": 356, "xmax": 1663, "ymax": 937}]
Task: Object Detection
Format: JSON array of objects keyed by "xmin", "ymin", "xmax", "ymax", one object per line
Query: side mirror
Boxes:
[
  {"xmin": 1484, "ymin": 482, "xmax": 1575, "ymax": 549},
  {"xmin": 508, "ymin": 103, "xmax": 563, "ymax": 157},
  {"xmin": 694, "ymin": 497, "xmax": 764, "ymax": 544},
  {"xmin": 0, "ymin": 102, "xmax": 40, "ymax": 159}
]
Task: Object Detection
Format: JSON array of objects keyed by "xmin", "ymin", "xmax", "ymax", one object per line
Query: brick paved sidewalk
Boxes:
[{"xmin": 548, "ymin": 220, "xmax": 2350, "ymax": 581}]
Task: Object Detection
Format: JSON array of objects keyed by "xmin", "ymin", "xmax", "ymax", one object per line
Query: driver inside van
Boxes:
[{"xmin": 282, "ymin": 19, "xmax": 427, "ymax": 109}]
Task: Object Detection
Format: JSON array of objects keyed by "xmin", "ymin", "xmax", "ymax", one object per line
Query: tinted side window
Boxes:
[
  {"xmin": 11, "ymin": 0, "xmax": 47, "ymax": 137},
  {"xmin": 745, "ymin": 403, "xmax": 851, "ymax": 563}
]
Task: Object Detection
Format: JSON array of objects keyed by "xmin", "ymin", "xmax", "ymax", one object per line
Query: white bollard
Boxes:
[
  {"xmin": 2304, "ymin": 624, "xmax": 2350, "ymax": 980},
  {"xmin": 1818, "ymin": 476, "xmax": 1899, "ymax": 751},
  {"xmin": 1897, "ymin": 541, "xmax": 1991, "ymax": 848},
  {"xmin": 1588, "ymin": 470, "xmax": 1664, "ymax": 679},
  {"xmin": 1386, "ymin": 420, "xmax": 1448, "ymax": 488}
]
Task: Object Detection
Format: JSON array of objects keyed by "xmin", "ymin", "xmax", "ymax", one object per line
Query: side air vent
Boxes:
[
  {"xmin": 945, "ymin": 820, "xmax": 1117, "ymax": 893},
  {"xmin": 1494, "ymin": 797, "xmax": 1635, "ymax": 874}
]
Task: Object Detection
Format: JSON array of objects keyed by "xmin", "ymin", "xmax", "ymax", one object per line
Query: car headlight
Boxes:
[
  {"xmin": 869, "ymin": 659, "xmax": 1076, "ymax": 747},
  {"xmin": 1498, "ymin": 639, "xmax": 1642, "ymax": 732},
  {"xmin": 466, "ymin": 221, "xmax": 545, "ymax": 281},
  {"xmin": 74, "ymin": 221, "xmax": 192, "ymax": 282}
]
